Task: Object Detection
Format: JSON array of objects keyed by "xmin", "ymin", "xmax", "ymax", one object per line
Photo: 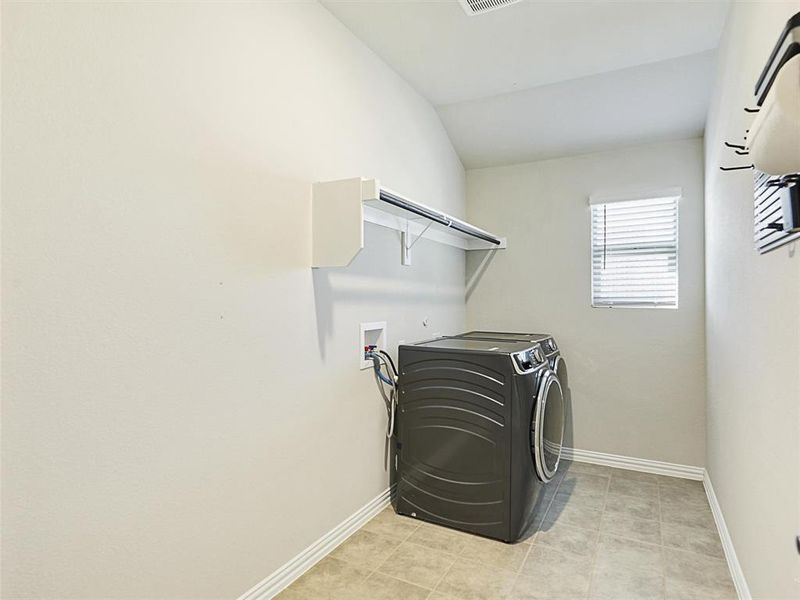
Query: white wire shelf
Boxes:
[{"xmin": 312, "ymin": 178, "xmax": 506, "ymax": 268}]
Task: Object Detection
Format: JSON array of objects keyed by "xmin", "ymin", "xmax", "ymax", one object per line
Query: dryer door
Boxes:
[
  {"xmin": 532, "ymin": 371, "xmax": 565, "ymax": 482},
  {"xmin": 553, "ymin": 355, "xmax": 567, "ymax": 386}
]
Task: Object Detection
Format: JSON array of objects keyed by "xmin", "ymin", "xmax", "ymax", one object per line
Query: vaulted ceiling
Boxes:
[{"xmin": 323, "ymin": 0, "xmax": 730, "ymax": 168}]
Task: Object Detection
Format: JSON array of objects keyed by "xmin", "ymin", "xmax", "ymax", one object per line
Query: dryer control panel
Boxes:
[
  {"xmin": 543, "ymin": 338, "xmax": 558, "ymax": 353},
  {"xmin": 511, "ymin": 346, "xmax": 546, "ymax": 374}
]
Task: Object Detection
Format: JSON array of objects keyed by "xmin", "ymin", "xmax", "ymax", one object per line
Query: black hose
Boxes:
[{"xmin": 378, "ymin": 350, "xmax": 398, "ymax": 378}]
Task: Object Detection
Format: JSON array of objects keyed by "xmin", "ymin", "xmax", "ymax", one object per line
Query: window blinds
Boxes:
[{"xmin": 591, "ymin": 195, "xmax": 679, "ymax": 308}]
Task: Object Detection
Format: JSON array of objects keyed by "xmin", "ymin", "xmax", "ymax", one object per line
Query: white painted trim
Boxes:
[
  {"xmin": 563, "ymin": 447, "xmax": 704, "ymax": 480},
  {"xmin": 359, "ymin": 321, "xmax": 387, "ymax": 370},
  {"xmin": 703, "ymin": 471, "xmax": 752, "ymax": 600},
  {"xmin": 234, "ymin": 457, "xmax": 752, "ymax": 600},
  {"xmin": 589, "ymin": 185, "xmax": 682, "ymax": 205},
  {"xmin": 237, "ymin": 487, "xmax": 392, "ymax": 600},
  {"xmin": 564, "ymin": 448, "xmax": 750, "ymax": 599}
]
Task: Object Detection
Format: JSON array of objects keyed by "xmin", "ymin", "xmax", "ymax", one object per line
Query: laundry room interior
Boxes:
[{"xmin": 2, "ymin": 1, "xmax": 799, "ymax": 600}]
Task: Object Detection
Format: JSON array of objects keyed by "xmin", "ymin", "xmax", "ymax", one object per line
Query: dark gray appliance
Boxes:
[
  {"xmin": 456, "ymin": 331, "xmax": 566, "ymax": 387},
  {"xmin": 456, "ymin": 332, "xmax": 570, "ymax": 450},
  {"xmin": 392, "ymin": 337, "xmax": 564, "ymax": 543}
]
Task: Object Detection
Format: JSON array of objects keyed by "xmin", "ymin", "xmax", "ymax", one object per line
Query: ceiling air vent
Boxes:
[{"xmin": 458, "ymin": 0, "xmax": 521, "ymax": 16}]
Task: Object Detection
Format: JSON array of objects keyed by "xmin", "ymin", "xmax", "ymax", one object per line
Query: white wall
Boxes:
[
  {"xmin": 705, "ymin": 2, "xmax": 800, "ymax": 598},
  {"xmin": 1, "ymin": 3, "xmax": 466, "ymax": 598},
  {"xmin": 466, "ymin": 138, "xmax": 706, "ymax": 466}
]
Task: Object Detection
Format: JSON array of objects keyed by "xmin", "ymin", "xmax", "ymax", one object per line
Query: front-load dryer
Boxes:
[
  {"xmin": 455, "ymin": 331, "xmax": 571, "ymax": 458},
  {"xmin": 392, "ymin": 337, "xmax": 564, "ymax": 543},
  {"xmin": 456, "ymin": 331, "xmax": 566, "ymax": 387}
]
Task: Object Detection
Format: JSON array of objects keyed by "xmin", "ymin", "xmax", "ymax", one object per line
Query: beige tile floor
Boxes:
[{"xmin": 278, "ymin": 461, "xmax": 735, "ymax": 600}]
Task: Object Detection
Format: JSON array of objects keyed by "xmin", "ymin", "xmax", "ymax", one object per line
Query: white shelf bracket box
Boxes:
[{"xmin": 312, "ymin": 178, "xmax": 367, "ymax": 268}]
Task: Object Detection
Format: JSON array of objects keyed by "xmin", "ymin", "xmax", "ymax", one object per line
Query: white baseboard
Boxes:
[
  {"xmin": 237, "ymin": 487, "xmax": 392, "ymax": 600},
  {"xmin": 563, "ymin": 447, "xmax": 705, "ymax": 480},
  {"xmin": 703, "ymin": 471, "xmax": 752, "ymax": 600},
  {"xmin": 564, "ymin": 448, "xmax": 750, "ymax": 599},
  {"xmin": 237, "ymin": 454, "xmax": 751, "ymax": 600}
]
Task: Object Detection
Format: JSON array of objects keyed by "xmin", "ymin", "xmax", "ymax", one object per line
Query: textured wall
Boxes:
[
  {"xmin": 704, "ymin": 2, "xmax": 800, "ymax": 597},
  {"xmin": 1, "ymin": 2, "xmax": 465, "ymax": 598},
  {"xmin": 466, "ymin": 139, "xmax": 706, "ymax": 467}
]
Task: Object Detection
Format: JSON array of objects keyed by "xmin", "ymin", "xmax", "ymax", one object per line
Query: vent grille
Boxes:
[{"xmin": 459, "ymin": 0, "xmax": 521, "ymax": 16}]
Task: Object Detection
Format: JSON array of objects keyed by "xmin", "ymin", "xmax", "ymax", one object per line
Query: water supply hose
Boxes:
[{"xmin": 365, "ymin": 346, "xmax": 397, "ymax": 438}]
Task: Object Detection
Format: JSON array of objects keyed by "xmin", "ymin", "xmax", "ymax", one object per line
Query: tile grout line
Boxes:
[
  {"xmin": 346, "ymin": 517, "xmax": 426, "ymax": 592},
  {"xmin": 384, "ymin": 534, "xmax": 461, "ymax": 594},
  {"xmin": 432, "ymin": 550, "xmax": 460, "ymax": 591},
  {"xmin": 506, "ymin": 538, "xmax": 534, "ymax": 598},
  {"xmin": 378, "ymin": 514, "xmax": 554, "ymax": 600},
  {"xmin": 454, "ymin": 528, "xmax": 522, "ymax": 598},
  {"xmin": 655, "ymin": 484, "xmax": 730, "ymax": 561},
  {"xmin": 377, "ymin": 564, "xmax": 452, "ymax": 596},
  {"xmin": 538, "ymin": 469, "xmax": 721, "ymax": 553},
  {"xmin": 430, "ymin": 553, "xmax": 459, "ymax": 598},
  {"xmin": 506, "ymin": 471, "xmax": 567, "ymax": 598},
  {"xmin": 538, "ymin": 466, "xmax": 568, "ymax": 525},
  {"xmin": 406, "ymin": 521, "xmax": 484, "ymax": 599},
  {"xmin": 584, "ymin": 470, "xmax": 611, "ymax": 598},
  {"xmin": 288, "ymin": 468, "xmax": 729, "ymax": 599}
]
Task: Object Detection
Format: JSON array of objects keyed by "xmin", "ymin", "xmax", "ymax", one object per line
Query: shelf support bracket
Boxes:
[{"xmin": 401, "ymin": 219, "xmax": 433, "ymax": 266}]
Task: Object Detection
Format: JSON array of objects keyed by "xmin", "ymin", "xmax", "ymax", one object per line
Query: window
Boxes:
[{"xmin": 590, "ymin": 191, "xmax": 679, "ymax": 308}]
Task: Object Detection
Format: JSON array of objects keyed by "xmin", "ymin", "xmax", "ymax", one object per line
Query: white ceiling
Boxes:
[
  {"xmin": 323, "ymin": 0, "xmax": 730, "ymax": 168},
  {"xmin": 439, "ymin": 50, "xmax": 717, "ymax": 168}
]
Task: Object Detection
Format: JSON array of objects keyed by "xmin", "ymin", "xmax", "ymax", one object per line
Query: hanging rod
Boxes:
[
  {"xmin": 311, "ymin": 177, "xmax": 507, "ymax": 268},
  {"xmin": 378, "ymin": 189, "xmax": 503, "ymax": 246}
]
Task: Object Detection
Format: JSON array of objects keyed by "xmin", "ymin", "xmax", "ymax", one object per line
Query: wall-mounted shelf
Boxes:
[{"xmin": 312, "ymin": 177, "xmax": 506, "ymax": 268}]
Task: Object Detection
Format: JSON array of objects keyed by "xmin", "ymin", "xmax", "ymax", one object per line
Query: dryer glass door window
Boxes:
[{"xmin": 533, "ymin": 373, "xmax": 565, "ymax": 482}]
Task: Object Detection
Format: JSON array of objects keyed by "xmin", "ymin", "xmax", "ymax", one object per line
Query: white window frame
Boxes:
[{"xmin": 589, "ymin": 187, "xmax": 681, "ymax": 310}]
